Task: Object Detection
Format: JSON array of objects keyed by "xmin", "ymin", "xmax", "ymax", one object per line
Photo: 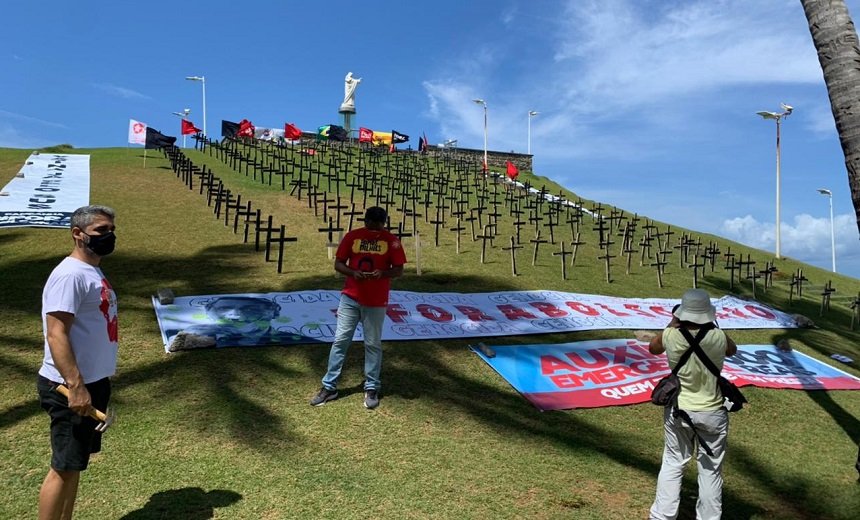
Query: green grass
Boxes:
[{"xmin": 1, "ymin": 145, "xmax": 859, "ymax": 519}]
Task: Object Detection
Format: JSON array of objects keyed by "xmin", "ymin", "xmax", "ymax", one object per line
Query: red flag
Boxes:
[
  {"xmin": 359, "ymin": 127, "xmax": 374, "ymax": 143},
  {"xmin": 238, "ymin": 119, "xmax": 255, "ymax": 137},
  {"xmin": 285, "ymin": 123, "xmax": 302, "ymax": 140},
  {"xmin": 181, "ymin": 119, "xmax": 200, "ymax": 135},
  {"xmin": 506, "ymin": 160, "xmax": 519, "ymax": 180}
]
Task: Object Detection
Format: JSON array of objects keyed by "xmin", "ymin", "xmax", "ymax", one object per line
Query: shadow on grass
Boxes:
[
  {"xmin": 118, "ymin": 487, "xmax": 242, "ymax": 520},
  {"xmin": 1, "ymin": 242, "xmax": 855, "ymax": 518}
]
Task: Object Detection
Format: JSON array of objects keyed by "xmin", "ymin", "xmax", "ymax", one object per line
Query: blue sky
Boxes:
[{"xmin": 4, "ymin": 0, "xmax": 860, "ymax": 278}]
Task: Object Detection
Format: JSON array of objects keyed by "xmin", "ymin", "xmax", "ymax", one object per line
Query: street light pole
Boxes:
[
  {"xmin": 817, "ymin": 188, "xmax": 836, "ymax": 272},
  {"xmin": 186, "ymin": 76, "xmax": 206, "ymax": 137},
  {"xmin": 528, "ymin": 110, "xmax": 539, "ymax": 155},
  {"xmin": 473, "ymin": 99, "xmax": 488, "ymax": 173},
  {"xmin": 172, "ymin": 108, "xmax": 191, "ymax": 148},
  {"xmin": 756, "ymin": 103, "xmax": 793, "ymax": 259}
]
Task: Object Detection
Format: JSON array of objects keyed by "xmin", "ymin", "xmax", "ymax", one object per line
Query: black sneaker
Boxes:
[
  {"xmin": 364, "ymin": 389, "xmax": 380, "ymax": 409},
  {"xmin": 310, "ymin": 387, "xmax": 338, "ymax": 406}
]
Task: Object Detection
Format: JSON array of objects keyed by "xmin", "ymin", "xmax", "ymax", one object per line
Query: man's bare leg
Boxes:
[{"xmin": 39, "ymin": 468, "xmax": 80, "ymax": 520}]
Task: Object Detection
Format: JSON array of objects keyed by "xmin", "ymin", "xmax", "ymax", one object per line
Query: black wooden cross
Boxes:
[
  {"xmin": 553, "ymin": 241, "xmax": 573, "ymax": 280},
  {"xmin": 476, "ymin": 225, "xmax": 494, "ymax": 264},
  {"xmin": 651, "ymin": 257, "xmax": 668, "ymax": 289},
  {"xmin": 762, "ymin": 262, "xmax": 778, "ymax": 290},
  {"xmin": 598, "ymin": 246, "xmax": 616, "ymax": 284},
  {"xmin": 449, "ymin": 218, "xmax": 466, "ymax": 254},
  {"xmin": 849, "ymin": 292, "xmax": 860, "ymax": 330},
  {"xmin": 256, "ymin": 215, "xmax": 277, "ymax": 257},
  {"xmin": 501, "ymin": 236, "xmax": 523, "ymax": 276},
  {"xmin": 530, "ymin": 230, "xmax": 549, "ymax": 266},
  {"xmin": 737, "ymin": 255, "xmax": 756, "ymax": 280},
  {"xmin": 232, "ymin": 198, "xmax": 254, "ymax": 238},
  {"xmin": 269, "ymin": 224, "xmax": 298, "ymax": 274},
  {"xmin": 747, "ymin": 268, "xmax": 762, "ymax": 299},
  {"xmin": 690, "ymin": 258, "xmax": 706, "ymax": 289},
  {"xmin": 223, "ymin": 194, "xmax": 243, "ymax": 227},
  {"xmin": 318, "ymin": 220, "xmax": 345, "ymax": 258}
]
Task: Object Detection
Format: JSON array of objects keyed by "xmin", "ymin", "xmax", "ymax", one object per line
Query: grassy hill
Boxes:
[{"xmin": 1, "ymin": 144, "xmax": 858, "ymax": 519}]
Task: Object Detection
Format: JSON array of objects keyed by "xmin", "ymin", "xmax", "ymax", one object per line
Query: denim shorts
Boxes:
[{"xmin": 37, "ymin": 375, "xmax": 111, "ymax": 471}]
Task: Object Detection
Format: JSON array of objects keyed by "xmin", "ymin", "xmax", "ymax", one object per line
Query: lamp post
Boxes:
[
  {"xmin": 185, "ymin": 75, "xmax": 206, "ymax": 137},
  {"xmin": 756, "ymin": 103, "xmax": 793, "ymax": 259},
  {"xmin": 172, "ymin": 108, "xmax": 191, "ymax": 148},
  {"xmin": 528, "ymin": 110, "xmax": 539, "ymax": 155},
  {"xmin": 817, "ymin": 188, "xmax": 836, "ymax": 273},
  {"xmin": 473, "ymin": 98, "xmax": 488, "ymax": 173}
]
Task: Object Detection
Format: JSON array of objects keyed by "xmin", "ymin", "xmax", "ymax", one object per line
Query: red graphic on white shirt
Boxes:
[{"xmin": 99, "ymin": 278, "xmax": 119, "ymax": 342}]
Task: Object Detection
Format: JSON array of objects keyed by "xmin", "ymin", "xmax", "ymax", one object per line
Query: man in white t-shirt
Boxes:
[{"xmin": 37, "ymin": 205, "xmax": 118, "ymax": 520}]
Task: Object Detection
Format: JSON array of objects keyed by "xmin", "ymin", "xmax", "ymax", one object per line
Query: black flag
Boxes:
[
  {"xmin": 329, "ymin": 125, "xmax": 348, "ymax": 142},
  {"xmin": 392, "ymin": 130, "xmax": 409, "ymax": 143},
  {"xmin": 221, "ymin": 120, "xmax": 240, "ymax": 138},
  {"xmin": 145, "ymin": 128, "xmax": 177, "ymax": 150}
]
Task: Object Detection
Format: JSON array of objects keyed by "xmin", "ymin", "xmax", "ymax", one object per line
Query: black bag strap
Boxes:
[
  {"xmin": 677, "ymin": 325, "xmax": 721, "ymax": 378},
  {"xmin": 670, "ymin": 323, "xmax": 719, "ymax": 456},
  {"xmin": 669, "ymin": 340, "xmax": 697, "ymax": 376},
  {"xmin": 675, "ymin": 409, "xmax": 715, "ymax": 456}
]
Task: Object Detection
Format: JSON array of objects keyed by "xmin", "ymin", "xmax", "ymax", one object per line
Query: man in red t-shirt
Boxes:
[{"xmin": 310, "ymin": 206, "xmax": 406, "ymax": 409}]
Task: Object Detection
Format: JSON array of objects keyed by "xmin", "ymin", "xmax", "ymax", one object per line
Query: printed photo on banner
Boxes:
[{"xmin": 153, "ymin": 290, "xmax": 798, "ymax": 352}]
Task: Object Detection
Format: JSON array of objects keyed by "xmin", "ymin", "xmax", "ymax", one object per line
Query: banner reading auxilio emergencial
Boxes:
[
  {"xmin": 0, "ymin": 153, "xmax": 90, "ymax": 228},
  {"xmin": 472, "ymin": 341, "xmax": 860, "ymax": 411},
  {"xmin": 152, "ymin": 290, "xmax": 798, "ymax": 352}
]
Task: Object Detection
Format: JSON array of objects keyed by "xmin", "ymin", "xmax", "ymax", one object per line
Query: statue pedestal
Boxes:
[{"xmin": 338, "ymin": 107, "xmax": 356, "ymax": 135}]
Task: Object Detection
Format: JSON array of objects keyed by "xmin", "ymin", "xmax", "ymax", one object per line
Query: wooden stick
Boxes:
[{"xmin": 55, "ymin": 384, "xmax": 107, "ymax": 422}]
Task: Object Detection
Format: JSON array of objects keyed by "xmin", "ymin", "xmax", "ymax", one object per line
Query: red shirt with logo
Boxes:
[{"xmin": 337, "ymin": 227, "xmax": 407, "ymax": 306}]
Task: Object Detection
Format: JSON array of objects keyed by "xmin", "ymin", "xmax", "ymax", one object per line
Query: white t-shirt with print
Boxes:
[{"xmin": 39, "ymin": 256, "xmax": 118, "ymax": 384}]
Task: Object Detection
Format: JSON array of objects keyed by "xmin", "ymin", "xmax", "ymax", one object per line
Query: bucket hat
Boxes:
[{"xmin": 673, "ymin": 289, "xmax": 716, "ymax": 324}]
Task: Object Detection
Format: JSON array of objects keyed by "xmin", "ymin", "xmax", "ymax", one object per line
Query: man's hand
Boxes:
[{"xmin": 66, "ymin": 384, "xmax": 93, "ymax": 416}]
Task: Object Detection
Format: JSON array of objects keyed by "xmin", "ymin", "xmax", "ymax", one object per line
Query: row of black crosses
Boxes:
[
  {"xmin": 189, "ymin": 134, "xmax": 846, "ymax": 321},
  {"xmin": 190, "ymin": 134, "xmax": 789, "ymax": 291},
  {"xmin": 159, "ymin": 144, "xmax": 297, "ymax": 273}
]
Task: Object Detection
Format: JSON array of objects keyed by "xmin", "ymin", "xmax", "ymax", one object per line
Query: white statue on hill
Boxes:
[{"xmin": 340, "ymin": 72, "xmax": 361, "ymax": 113}]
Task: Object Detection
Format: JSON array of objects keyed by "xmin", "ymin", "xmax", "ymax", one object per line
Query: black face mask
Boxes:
[{"xmin": 83, "ymin": 231, "xmax": 116, "ymax": 256}]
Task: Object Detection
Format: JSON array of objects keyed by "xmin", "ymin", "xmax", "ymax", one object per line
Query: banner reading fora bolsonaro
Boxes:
[
  {"xmin": 472, "ymin": 341, "xmax": 860, "ymax": 411},
  {"xmin": 152, "ymin": 290, "xmax": 797, "ymax": 352},
  {"xmin": 0, "ymin": 153, "xmax": 90, "ymax": 228}
]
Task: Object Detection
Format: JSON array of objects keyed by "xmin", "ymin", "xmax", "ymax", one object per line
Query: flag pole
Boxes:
[{"xmin": 143, "ymin": 148, "xmax": 147, "ymax": 168}]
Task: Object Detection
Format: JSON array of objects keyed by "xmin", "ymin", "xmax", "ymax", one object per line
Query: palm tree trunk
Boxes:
[{"xmin": 800, "ymin": 0, "xmax": 860, "ymax": 233}]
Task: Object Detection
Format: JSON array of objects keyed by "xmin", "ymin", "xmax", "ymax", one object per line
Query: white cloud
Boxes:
[
  {"xmin": 91, "ymin": 83, "xmax": 151, "ymax": 100},
  {"xmin": 0, "ymin": 123, "xmax": 53, "ymax": 149},
  {"xmin": 552, "ymin": 0, "xmax": 821, "ymax": 113},
  {"xmin": 0, "ymin": 110, "xmax": 67, "ymax": 129},
  {"xmin": 720, "ymin": 213, "xmax": 860, "ymax": 275},
  {"xmin": 422, "ymin": 0, "xmax": 829, "ymax": 161}
]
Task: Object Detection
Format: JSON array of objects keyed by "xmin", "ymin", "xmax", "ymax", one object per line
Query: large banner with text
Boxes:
[
  {"xmin": 0, "ymin": 154, "xmax": 90, "ymax": 228},
  {"xmin": 472, "ymin": 341, "xmax": 860, "ymax": 411},
  {"xmin": 153, "ymin": 290, "xmax": 797, "ymax": 352}
]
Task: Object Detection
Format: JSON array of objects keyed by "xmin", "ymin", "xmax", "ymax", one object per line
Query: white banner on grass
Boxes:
[
  {"xmin": 153, "ymin": 290, "xmax": 797, "ymax": 351},
  {"xmin": 0, "ymin": 153, "xmax": 90, "ymax": 228},
  {"xmin": 128, "ymin": 119, "xmax": 147, "ymax": 145}
]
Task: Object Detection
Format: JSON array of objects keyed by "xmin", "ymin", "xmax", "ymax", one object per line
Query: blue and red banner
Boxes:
[{"xmin": 472, "ymin": 341, "xmax": 860, "ymax": 411}]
